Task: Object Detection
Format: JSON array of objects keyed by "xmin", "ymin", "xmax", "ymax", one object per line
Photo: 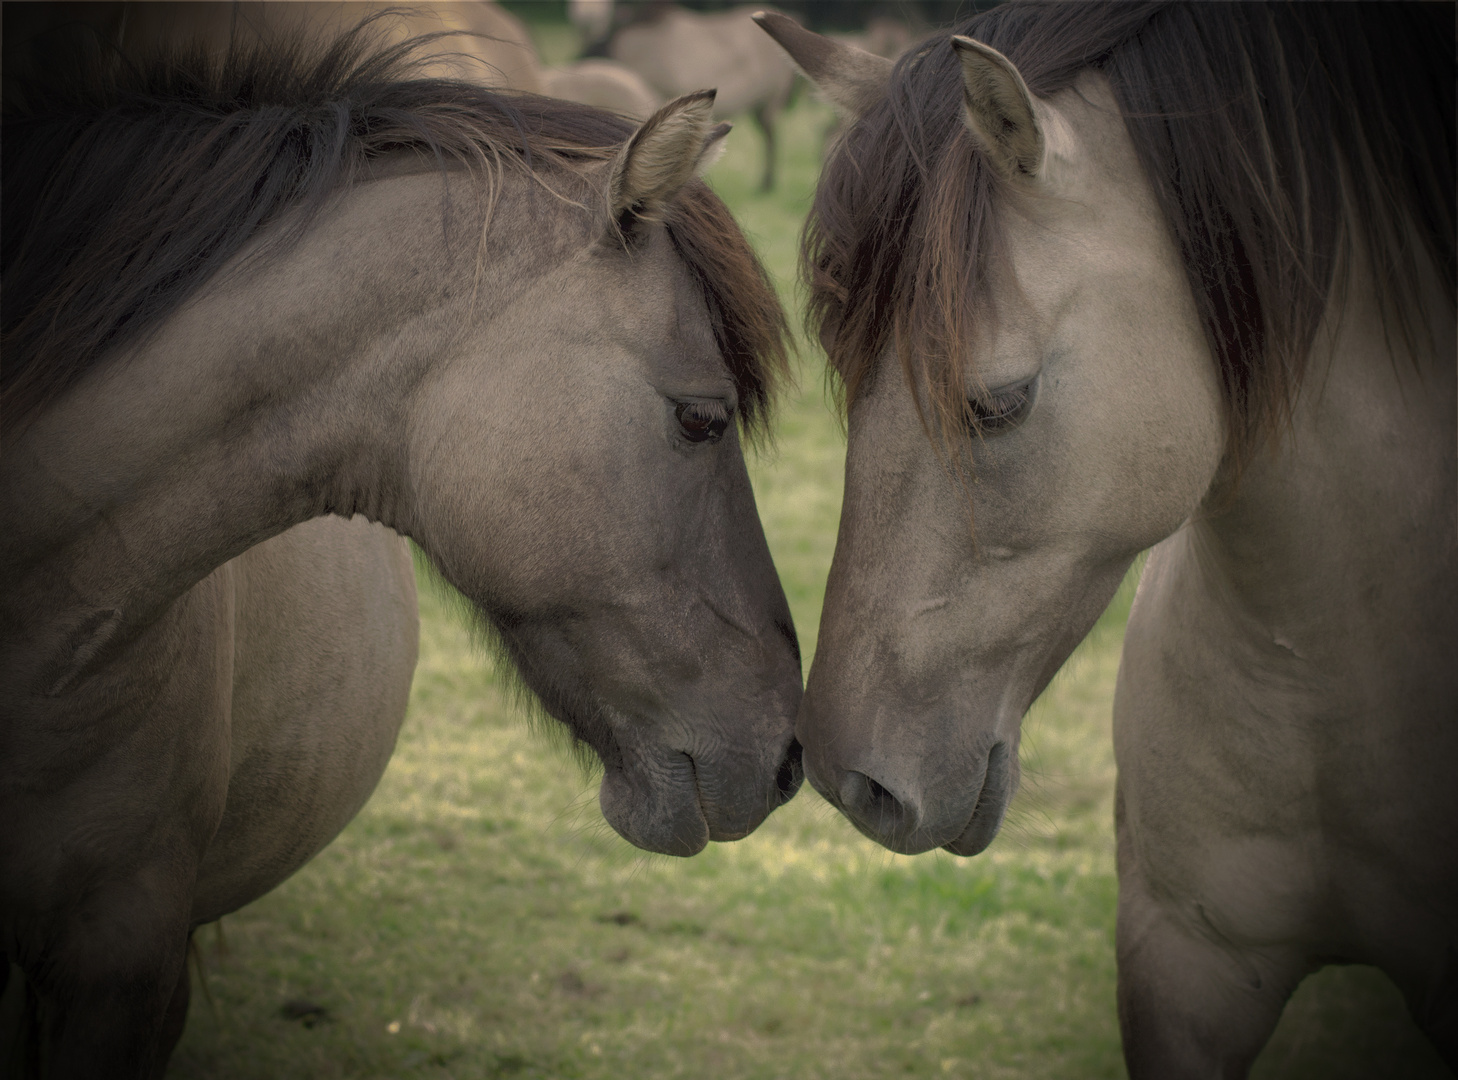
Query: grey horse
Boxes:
[
  {"xmin": 760, "ymin": 5, "xmax": 1455, "ymax": 1076},
  {"xmin": 2, "ymin": 21, "xmax": 801, "ymax": 1078}
]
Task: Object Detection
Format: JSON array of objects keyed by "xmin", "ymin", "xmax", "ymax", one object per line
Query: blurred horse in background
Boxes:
[
  {"xmin": 5, "ymin": 1, "xmax": 662, "ymax": 120},
  {"xmin": 4, "ymin": 1, "xmax": 546, "ymax": 90},
  {"xmin": 543, "ymin": 57, "xmax": 660, "ymax": 120},
  {"xmin": 828, "ymin": 14, "xmax": 917, "ymax": 62},
  {"xmin": 586, "ymin": 3, "xmax": 796, "ymax": 191}
]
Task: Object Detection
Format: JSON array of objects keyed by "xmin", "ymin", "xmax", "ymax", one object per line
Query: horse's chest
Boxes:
[{"xmin": 1114, "ymin": 542, "xmax": 1458, "ymax": 953}]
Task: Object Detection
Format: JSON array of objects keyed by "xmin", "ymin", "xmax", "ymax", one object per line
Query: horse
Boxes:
[
  {"xmin": 1, "ymin": 20, "xmax": 804, "ymax": 1078},
  {"xmin": 589, "ymin": 4, "xmax": 796, "ymax": 192},
  {"xmin": 2, "ymin": 1, "xmax": 548, "ymax": 91},
  {"xmin": 757, "ymin": 5, "xmax": 1456, "ymax": 1075},
  {"xmin": 543, "ymin": 58, "xmax": 661, "ymax": 121},
  {"xmin": 61, "ymin": 3, "xmax": 666, "ymax": 126},
  {"xmin": 569, "ymin": 0, "xmax": 615, "ymax": 46}
]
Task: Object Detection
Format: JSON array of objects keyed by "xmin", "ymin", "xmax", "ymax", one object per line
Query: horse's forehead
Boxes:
[
  {"xmin": 547, "ymin": 229, "xmax": 719, "ymax": 361},
  {"xmin": 644, "ymin": 240, "xmax": 721, "ymax": 358},
  {"xmin": 1014, "ymin": 73, "xmax": 1148, "ymax": 215},
  {"xmin": 993, "ymin": 75, "xmax": 1170, "ymax": 305}
]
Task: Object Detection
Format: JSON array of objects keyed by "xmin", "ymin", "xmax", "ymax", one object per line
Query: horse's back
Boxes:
[
  {"xmin": 543, "ymin": 59, "xmax": 660, "ymax": 120},
  {"xmin": 609, "ymin": 6, "xmax": 793, "ymax": 117},
  {"xmin": 191, "ymin": 515, "xmax": 418, "ymax": 924},
  {"xmin": 8, "ymin": 2, "xmax": 544, "ymax": 91}
]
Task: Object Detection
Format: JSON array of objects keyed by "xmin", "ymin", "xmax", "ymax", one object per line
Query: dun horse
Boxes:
[
  {"xmin": 1, "ymin": 22, "xmax": 802, "ymax": 1077},
  {"xmin": 760, "ymin": 4, "xmax": 1455, "ymax": 1075},
  {"xmin": 590, "ymin": 4, "xmax": 796, "ymax": 191},
  {"xmin": 4, "ymin": 1, "xmax": 548, "ymax": 91}
]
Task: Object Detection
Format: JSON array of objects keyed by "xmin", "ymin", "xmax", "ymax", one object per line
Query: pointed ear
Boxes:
[
  {"xmin": 609, "ymin": 90, "xmax": 718, "ymax": 228},
  {"xmin": 951, "ymin": 36, "xmax": 1043, "ymax": 180},
  {"xmin": 753, "ymin": 10, "xmax": 891, "ymax": 121}
]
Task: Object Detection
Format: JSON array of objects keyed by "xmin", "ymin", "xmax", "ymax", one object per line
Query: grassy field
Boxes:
[{"xmin": 167, "ymin": 42, "xmax": 1448, "ymax": 1080}]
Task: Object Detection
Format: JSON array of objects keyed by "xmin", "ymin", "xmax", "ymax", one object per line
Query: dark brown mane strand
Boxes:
[
  {"xmin": 804, "ymin": 1, "xmax": 1455, "ymax": 473},
  {"xmin": 2, "ymin": 14, "xmax": 786, "ymax": 430},
  {"xmin": 666, "ymin": 185, "xmax": 790, "ymax": 440}
]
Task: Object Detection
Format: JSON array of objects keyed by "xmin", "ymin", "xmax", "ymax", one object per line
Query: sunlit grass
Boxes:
[{"xmin": 167, "ymin": 63, "xmax": 1444, "ymax": 1080}]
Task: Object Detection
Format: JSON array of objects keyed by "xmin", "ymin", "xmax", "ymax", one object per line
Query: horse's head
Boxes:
[
  {"xmin": 408, "ymin": 92, "xmax": 802, "ymax": 855},
  {"xmin": 759, "ymin": 14, "xmax": 1224, "ymax": 854}
]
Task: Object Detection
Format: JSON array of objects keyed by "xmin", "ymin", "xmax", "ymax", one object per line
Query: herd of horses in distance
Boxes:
[{"xmin": 1, "ymin": 2, "xmax": 1453, "ymax": 1077}]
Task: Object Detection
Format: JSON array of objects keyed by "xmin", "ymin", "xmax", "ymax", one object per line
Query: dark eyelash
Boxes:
[
  {"xmin": 965, "ymin": 383, "xmax": 1033, "ymax": 433},
  {"xmin": 675, "ymin": 400, "xmax": 731, "ymax": 443}
]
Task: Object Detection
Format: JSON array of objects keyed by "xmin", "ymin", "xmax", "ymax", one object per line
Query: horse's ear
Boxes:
[
  {"xmin": 753, "ymin": 11, "xmax": 891, "ymax": 121},
  {"xmin": 696, "ymin": 120, "xmax": 733, "ymax": 174},
  {"xmin": 952, "ymin": 36, "xmax": 1043, "ymax": 180},
  {"xmin": 609, "ymin": 90, "xmax": 719, "ymax": 231}
]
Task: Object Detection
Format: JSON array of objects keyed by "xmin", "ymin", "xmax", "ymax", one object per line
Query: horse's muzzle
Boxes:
[
  {"xmin": 598, "ymin": 735, "xmax": 804, "ymax": 856},
  {"xmin": 807, "ymin": 740, "xmax": 1013, "ymax": 857}
]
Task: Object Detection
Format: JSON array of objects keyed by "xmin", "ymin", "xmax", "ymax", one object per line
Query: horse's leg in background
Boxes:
[
  {"xmin": 751, "ymin": 100, "xmax": 777, "ymax": 192},
  {"xmin": 1115, "ymin": 785, "xmax": 1304, "ymax": 1079},
  {"xmin": 13, "ymin": 860, "xmax": 198, "ymax": 1073},
  {"xmin": 39, "ymin": 885, "xmax": 192, "ymax": 1078}
]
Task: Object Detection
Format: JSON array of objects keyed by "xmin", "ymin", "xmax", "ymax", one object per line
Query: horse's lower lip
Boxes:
[
  {"xmin": 943, "ymin": 742, "xmax": 1014, "ymax": 856},
  {"xmin": 941, "ymin": 802, "xmax": 1004, "ymax": 856},
  {"xmin": 597, "ymin": 749, "xmax": 789, "ymax": 855},
  {"xmin": 597, "ymin": 757, "xmax": 709, "ymax": 856}
]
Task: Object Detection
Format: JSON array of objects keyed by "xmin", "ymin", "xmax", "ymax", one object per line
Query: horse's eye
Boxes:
[
  {"xmin": 675, "ymin": 400, "xmax": 730, "ymax": 444},
  {"xmin": 965, "ymin": 378, "xmax": 1036, "ymax": 434}
]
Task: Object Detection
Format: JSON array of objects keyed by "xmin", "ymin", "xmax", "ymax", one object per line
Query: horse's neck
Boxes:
[
  {"xmin": 1184, "ymin": 245, "xmax": 1456, "ymax": 691},
  {"xmin": 0, "ymin": 171, "xmax": 505, "ymax": 684}
]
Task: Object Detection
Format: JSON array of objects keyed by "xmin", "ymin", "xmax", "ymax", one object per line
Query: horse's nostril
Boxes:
[
  {"xmin": 774, "ymin": 738, "xmax": 804, "ymax": 805},
  {"xmin": 840, "ymin": 770, "xmax": 917, "ymax": 838}
]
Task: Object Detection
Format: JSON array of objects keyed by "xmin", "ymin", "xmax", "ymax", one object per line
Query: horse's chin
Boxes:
[{"xmin": 597, "ymin": 755, "xmax": 711, "ymax": 857}]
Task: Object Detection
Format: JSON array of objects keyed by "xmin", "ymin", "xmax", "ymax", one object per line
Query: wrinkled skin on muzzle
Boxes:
[{"xmin": 482, "ymin": 438, "xmax": 806, "ymax": 856}]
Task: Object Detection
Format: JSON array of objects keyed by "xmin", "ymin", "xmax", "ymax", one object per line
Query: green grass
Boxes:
[{"xmin": 167, "ymin": 90, "xmax": 1447, "ymax": 1080}]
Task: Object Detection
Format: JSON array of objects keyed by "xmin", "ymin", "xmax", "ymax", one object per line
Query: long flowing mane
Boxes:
[
  {"xmin": 805, "ymin": 1, "xmax": 1455, "ymax": 469},
  {"xmin": 1, "ymin": 15, "xmax": 788, "ymax": 432}
]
